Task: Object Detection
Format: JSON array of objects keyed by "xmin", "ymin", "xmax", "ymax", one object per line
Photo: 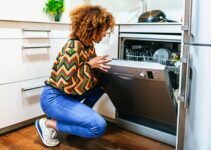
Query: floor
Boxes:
[{"xmin": 0, "ymin": 122, "xmax": 175, "ymax": 150}]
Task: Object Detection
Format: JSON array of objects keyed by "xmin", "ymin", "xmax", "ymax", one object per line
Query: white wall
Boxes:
[
  {"xmin": 68, "ymin": 0, "xmax": 184, "ymax": 23},
  {"xmin": 0, "ymin": 0, "xmax": 183, "ymax": 23},
  {"xmin": 147, "ymin": 0, "xmax": 184, "ymax": 22}
]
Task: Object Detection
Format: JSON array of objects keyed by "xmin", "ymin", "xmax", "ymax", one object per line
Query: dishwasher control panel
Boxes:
[{"xmin": 138, "ymin": 70, "xmax": 165, "ymax": 81}]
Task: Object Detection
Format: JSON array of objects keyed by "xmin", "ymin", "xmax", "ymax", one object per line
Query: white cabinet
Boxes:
[
  {"xmin": 0, "ymin": 77, "xmax": 47, "ymax": 129},
  {"xmin": 0, "ymin": 21, "xmax": 22, "ymax": 38},
  {"xmin": 0, "ymin": 21, "xmax": 70, "ymax": 131},
  {"xmin": 0, "ymin": 21, "xmax": 70, "ymax": 84}
]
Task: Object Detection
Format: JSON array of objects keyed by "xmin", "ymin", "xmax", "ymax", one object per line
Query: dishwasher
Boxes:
[{"xmin": 99, "ymin": 25, "xmax": 181, "ymax": 146}]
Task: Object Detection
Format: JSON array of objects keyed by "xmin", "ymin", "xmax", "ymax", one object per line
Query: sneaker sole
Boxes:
[{"xmin": 35, "ymin": 119, "xmax": 59, "ymax": 147}]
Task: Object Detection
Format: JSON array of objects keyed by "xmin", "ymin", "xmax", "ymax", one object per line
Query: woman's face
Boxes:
[{"xmin": 93, "ymin": 28, "xmax": 107, "ymax": 43}]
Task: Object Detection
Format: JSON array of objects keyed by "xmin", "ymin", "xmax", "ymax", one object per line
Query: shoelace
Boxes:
[{"xmin": 50, "ymin": 129, "xmax": 58, "ymax": 140}]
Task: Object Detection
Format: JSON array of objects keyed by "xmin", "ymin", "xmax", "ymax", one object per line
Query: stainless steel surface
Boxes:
[
  {"xmin": 176, "ymin": 101, "xmax": 186, "ymax": 150},
  {"xmin": 116, "ymin": 118, "xmax": 176, "ymax": 146},
  {"xmin": 22, "ymin": 29, "xmax": 51, "ymax": 32},
  {"xmin": 183, "ymin": 0, "xmax": 193, "ymax": 43},
  {"xmin": 22, "ymin": 46, "xmax": 51, "ymax": 49},
  {"xmin": 120, "ymin": 33, "xmax": 181, "ymax": 42},
  {"xmin": 188, "ymin": 0, "xmax": 193, "ymax": 36},
  {"xmin": 177, "ymin": 0, "xmax": 211, "ymax": 149},
  {"xmin": 176, "ymin": 45, "xmax": 190, "ymax": 150},
  {"xmin": 178, "ymin": 45, "xmax": 190, "ymax": 107},
  {"xmin": 22, "ymin": 85, "xmax": 45, "ymax": 91},
  {"xmin": 107, "ymin": 29, "xmax": 181, "ymax": 145},
  {"xmin": 101, "ymin": 60, "xmax": 177, "ymax": 139}
]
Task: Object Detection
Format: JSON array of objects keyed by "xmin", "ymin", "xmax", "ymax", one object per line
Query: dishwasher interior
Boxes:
[{"xmin": 99, "ymin": 31, "xmax": 181, "ymax": 146}]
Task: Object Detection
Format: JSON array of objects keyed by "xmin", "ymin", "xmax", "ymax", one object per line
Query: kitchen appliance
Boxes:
[
  {"xmin": 177, "ymin": 0, "xmax": 211, "ymax": 150},
  {"xmin": 99, "ymin": 25, "xmax": 182, "ymax": 146},
  {"xmin": 138, "ymin": 10, "xmax": 176, "ymax": 23}
]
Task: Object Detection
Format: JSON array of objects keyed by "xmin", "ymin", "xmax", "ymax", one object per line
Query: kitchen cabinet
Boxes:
[
  {"xmin": 0, "ymin": 21, "xmax": 70, "ymax": 133},
  {"xmin": 0, "ymin": 77, "xmax": 47, "ymax": 129},
  {"xmin": 0, "ymin": 21, "xmax": 70, "ymax": 85}
]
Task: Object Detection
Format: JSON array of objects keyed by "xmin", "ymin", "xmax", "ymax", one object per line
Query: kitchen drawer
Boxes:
[
  {"xmin": 0, "ymin": 38, "xmax": 68, "ymax": 84},
  {"xmin": 0, "ymin": 39, "xmax": 53, "ymax": 84},
  {"xmin": 22, "ymin": 23, "xmax": 70, "ymax": 39},
  {"xmin": 0, "ymin": 21, "xmax": 22, "ymax": 39},
  {"xmin": 49, "ymin": 24, "xmax": 70, "ymax": 38},
  {"xmin": 50, "ymin": 38, "xmax": 69, "ymax": 59},
  {"xmin": 0, "ymin": 77, "xmax": 47, "ymax": 129},
  {"xmin": 22, "ymin": 22, "xmax": 50, "ymax": 38}
]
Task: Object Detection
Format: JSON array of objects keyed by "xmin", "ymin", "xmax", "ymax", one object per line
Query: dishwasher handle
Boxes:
[{"xmin": 113, "ymin": 72, "xmax": 134, "ymax": 80}]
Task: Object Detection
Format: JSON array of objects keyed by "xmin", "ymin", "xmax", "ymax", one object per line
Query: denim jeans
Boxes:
[{"xmin": 40, "ymin": 85, "xmax": 106, "ymax": 138}]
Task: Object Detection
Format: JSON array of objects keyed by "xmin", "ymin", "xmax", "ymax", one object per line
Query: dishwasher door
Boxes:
[{"xmin": 99, "ymin": 60, "xmax": 177, "ymax": 135}]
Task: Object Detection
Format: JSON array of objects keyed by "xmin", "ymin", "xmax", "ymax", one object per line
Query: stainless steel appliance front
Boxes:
[{"xmin": 100, "ymin": 25, "xmax": 182, "ymax": 146}]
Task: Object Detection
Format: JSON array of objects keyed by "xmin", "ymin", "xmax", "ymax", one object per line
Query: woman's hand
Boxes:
[{"xmin": 87, "ymin": 55, "xmax": 112, "ymax": 72}]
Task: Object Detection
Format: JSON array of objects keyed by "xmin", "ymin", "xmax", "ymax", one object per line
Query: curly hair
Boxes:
[{"xmin": 69, "ymin": 5, "xmax": 115, "ymax": 47}]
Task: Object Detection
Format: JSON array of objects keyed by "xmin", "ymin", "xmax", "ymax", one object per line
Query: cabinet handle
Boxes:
[
  {"xmin": 22, "ymin": 29, "xmax": 51, "ymax": 32},
  {"xmin": 178, "ymin": 45, "xmax": 190, "ymax": 107},
  {"xmin": 22, "ymin": 85, "xmax": 45, "ymax": 91},
  {"xmin": 22, "ymin": 46, "xmax": 51, "ymax": 49}
]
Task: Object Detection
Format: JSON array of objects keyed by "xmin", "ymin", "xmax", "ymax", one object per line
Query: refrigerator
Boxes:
[{"xmin": 176, "ymin": 0, "xmax": 211, "ymax": 149}]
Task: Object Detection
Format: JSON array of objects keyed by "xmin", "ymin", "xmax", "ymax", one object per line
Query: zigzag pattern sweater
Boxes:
[{"xmin": 45, "ymin": 39, "xmax": 97, "ymax": 95}]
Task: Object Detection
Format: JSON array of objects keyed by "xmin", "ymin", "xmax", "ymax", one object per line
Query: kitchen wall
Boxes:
[
  {"xmin": 0, "ymin": 0, "xmax": 183, "ymax": 23},
  {"xmin": 147, "ymin": 0, "xmax": 184, "ymax": 23},
  {"xmin": 78, "ymin": 0, "xmax": 184, "ymax": 23}
]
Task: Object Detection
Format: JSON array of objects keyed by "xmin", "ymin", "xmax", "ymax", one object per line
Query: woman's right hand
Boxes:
[{"xmin": 87, "ymin": 55, "xmax": 112, "ymax": 72}]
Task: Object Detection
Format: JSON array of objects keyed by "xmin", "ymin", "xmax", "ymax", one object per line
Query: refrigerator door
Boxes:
[
  {"xmin": 183, "ymin": 0, "xmax": 211, "ymax": 45},
  {"xmin": 181, "ymin": 45, "xmax": 211, "ymax": 150}
]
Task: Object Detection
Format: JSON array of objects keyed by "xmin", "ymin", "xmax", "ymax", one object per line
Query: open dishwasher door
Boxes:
[{"xmin": 99, "ymin": 59, "xmax": 177, "ymax": 146}]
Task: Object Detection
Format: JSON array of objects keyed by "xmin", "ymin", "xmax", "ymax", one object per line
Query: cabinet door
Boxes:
[
  {"xmin": 0, "ymin": 77, "xmax": 47, "ymax": 129},
  {"xmin": 0, "ymin": 39, "xmax": 53, "ymax": 84},
  {"xmin": 95, "ymin": 26, "xmax": 119, "ymax": 59},
  {"xmin": 0, "ymin": 21, "xmax": 22, "ymax": 39},
  {"xmin": 49, "ymin": 39, "xmax": 69, "ymax": 60},
  {"xmin": 49, "ymin": 24, "xmax": 70, "ymax": 39},
  {"xmin": 49, "ymin": 24, "xmax": 70, "ymax": 60}
]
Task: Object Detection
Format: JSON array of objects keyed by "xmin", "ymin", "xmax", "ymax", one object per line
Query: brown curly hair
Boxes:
[{"xmin": 69, "ymin": 5, "xmax": 115, "ymax": 47}]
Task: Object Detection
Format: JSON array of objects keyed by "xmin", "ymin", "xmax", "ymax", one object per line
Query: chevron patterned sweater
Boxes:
[{"xmin": 45, "ymin": 39, "xmax": 97, "ymax": 95}]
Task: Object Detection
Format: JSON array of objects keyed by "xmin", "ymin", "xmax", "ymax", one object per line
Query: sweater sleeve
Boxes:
[{"xmin": 54, "ymin": 41, "xmax": 96, "ymax": 95}]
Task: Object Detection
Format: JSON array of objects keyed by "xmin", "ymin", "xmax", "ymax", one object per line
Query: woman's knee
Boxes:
[{"xmin": 90, "ymin": 115, "xmax": 107, "ymax": 138}]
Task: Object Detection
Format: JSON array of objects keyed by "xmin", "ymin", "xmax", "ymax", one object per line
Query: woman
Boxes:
[{"xmin": 35, "ymin": 5, "xmax": 115, "ymax": 147}]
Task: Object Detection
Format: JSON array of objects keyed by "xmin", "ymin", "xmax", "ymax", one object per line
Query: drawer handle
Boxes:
[
  {"xmin": 22, "ymin": 46, "xmax": 51, "ymax": 49},
  {"xmin": 22, "ymin": 85, "xmax": 45, "ymax": 91},
  {"xmin": 22, "ymin": 29, "xmax": 51, "ymax": 32}
]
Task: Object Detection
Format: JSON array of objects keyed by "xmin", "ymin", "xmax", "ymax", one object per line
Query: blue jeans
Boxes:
[{"xmin": 40, "ymin": 85, "xmax": 106, "ymax": 138}]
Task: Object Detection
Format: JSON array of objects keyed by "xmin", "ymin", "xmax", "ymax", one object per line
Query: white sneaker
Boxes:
[{"xmin": 35, "ymin": 118, "xmax": 60, "ymax": 147}]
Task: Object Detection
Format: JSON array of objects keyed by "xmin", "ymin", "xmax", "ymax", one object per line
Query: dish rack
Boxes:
[{"xmin": 125, "ymin": 54, "xmax": 180, "ymax": 75}]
